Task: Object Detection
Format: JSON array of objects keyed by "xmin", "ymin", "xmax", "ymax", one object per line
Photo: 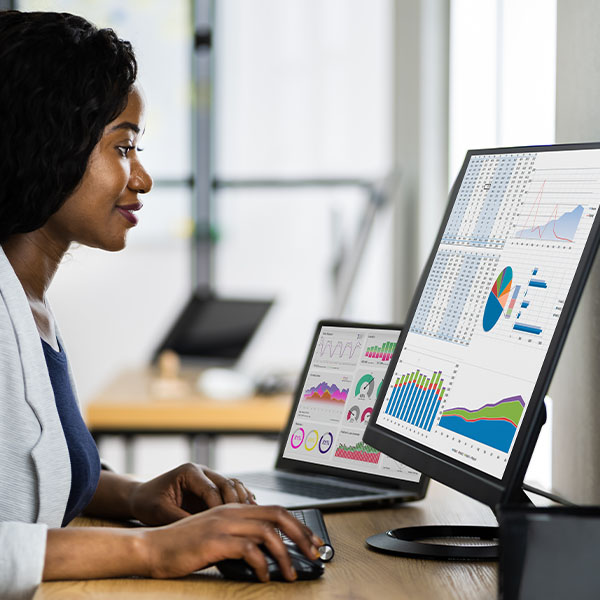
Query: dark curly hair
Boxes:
[{"xmin": 0, "ymin": 11, "xmax": 138, "ymax": 242}]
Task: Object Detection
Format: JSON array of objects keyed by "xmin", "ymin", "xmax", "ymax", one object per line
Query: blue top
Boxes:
[{"xmin": 41, "ymin": 339, "xmax": 101, "ymax": 526}]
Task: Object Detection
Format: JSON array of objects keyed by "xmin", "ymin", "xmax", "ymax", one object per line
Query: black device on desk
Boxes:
[
  {"xmin": 152, "ymin": 290, "xmax": 273, "ymax": 366},
  {"xmin": 363, "ymin": 142, "xmax": 600, "ymax": 560}
]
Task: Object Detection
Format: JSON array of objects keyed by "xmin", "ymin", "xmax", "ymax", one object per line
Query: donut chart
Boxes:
[
  {"xmin": 290, "ymin": 427, "xmax": 305, "ymax": 449},
  {"xmin": 355, "ymin": 374, "xmax": 375, "ymax": 398}
]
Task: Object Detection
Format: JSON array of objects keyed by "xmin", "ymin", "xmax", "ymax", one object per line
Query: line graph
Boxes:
[
  {"xmin": 313, "ymin": 328, "xmax": 365, "ymax": 368},
  {"xmin": 316, "ymin": 338, "xmax": 362, "ymax": 360},
  {"xmin": 515, "ymin": 180, "xmax": 584, "ymax": 242}
]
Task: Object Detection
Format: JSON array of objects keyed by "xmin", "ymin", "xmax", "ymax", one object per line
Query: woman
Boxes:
[{"xmin": 0, "ymin": 10, "xmax": 321, "ymax": 599}]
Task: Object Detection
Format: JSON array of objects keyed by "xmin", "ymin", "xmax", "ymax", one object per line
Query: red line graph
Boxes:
[
  {"xmin": 517, "ymin": 180, "xmax": 575, "ymax": 242},
  {"xmin": 447, "ymin": 413, "xmax": 518, "ymax": 428}
]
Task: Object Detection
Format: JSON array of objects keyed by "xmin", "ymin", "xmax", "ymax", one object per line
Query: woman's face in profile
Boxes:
[{"xmin": 43, "ymin": 85, "xmax": 153, "ymax": 252}]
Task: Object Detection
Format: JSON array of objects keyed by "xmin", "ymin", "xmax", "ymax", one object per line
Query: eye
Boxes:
[{"xmin": 117, "ymin": 145, "xmax": 135, "ymax": 158}]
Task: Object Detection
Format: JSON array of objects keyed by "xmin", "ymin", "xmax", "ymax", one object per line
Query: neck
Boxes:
[{"xmin": 2, "ymin": 229, "xmax": 67, "ymax": 302}]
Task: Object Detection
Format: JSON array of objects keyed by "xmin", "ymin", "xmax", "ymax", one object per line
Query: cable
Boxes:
[{"xmin": 522, "ymin": 482, "xmax": 576, "ymax": 506}]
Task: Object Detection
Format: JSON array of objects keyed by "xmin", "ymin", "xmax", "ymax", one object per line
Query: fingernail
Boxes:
[
  {"xmin": 312, "ymin": 535, "xmax": 324, "ymax": 546},
  {"xmin": 291, "ymin": 567, "xmax": 297, "ymax": 580},
  {"xmin": 312, "ymin": 545, "xmax": 320, "ymax": 559}
]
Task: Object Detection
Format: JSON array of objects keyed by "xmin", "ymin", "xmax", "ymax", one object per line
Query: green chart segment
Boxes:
[
  {"xmin": 365, "ymin": 341, "xmax": 397, "ymax": 361},
  {"xmin": 439, "ymin": 395, "xmax": 525, "ymax": 453},
  {"xmin": 334, "ymin": 440, "xmax": 381, "ymax": 464},
  {"xmin": 355, "ymin": 374, "xmax": 375, "ymax": 397}
]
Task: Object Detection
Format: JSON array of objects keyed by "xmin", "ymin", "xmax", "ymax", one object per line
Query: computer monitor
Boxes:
[
  {"xmin": 152, "ymin": 291, "xmax": 273, "ymax": 366},
  {"xmin": 363, "ymin": 142, "xmax": 600, "ymax": 559}
]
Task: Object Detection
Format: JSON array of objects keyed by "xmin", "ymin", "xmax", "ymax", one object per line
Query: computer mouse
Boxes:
[{"xmin": 215, "ymin": 543, "xmax": 325, "ymax": 582}]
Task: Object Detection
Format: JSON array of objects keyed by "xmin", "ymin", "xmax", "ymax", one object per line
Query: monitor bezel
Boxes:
[
  {"xmin": 275, "ymin": 319, "xmax": 429, "ymax": 495},
  {"xmin": 364, "ymin": 141, "xmax": 600, "ymax": 508}
]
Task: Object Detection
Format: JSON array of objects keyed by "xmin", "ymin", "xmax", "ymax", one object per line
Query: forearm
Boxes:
[
  {"xmin": 84, "ymin": 470, "xmax": 141, "ymax": 520},
  {"xmin": 43, "ymin": 527, "xmax": 149, "ymax": 580}
]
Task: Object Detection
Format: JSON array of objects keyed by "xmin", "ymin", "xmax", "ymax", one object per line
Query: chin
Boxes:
[{"xmin": 95, "ymin": 234, "xmax": 128, "ymax": 252}]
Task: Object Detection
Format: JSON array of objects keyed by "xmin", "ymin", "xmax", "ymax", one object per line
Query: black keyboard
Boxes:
[
  {"xmin": 282, "ymin": 508, "xmax": 334, "ymax": 561},
  {"xmin": 241, "ymin": 472, "xmax": 378, "ymax": 499}
]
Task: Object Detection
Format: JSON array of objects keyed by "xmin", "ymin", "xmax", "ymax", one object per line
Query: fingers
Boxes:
[
  {"xmin": 202, "ymin": 468, "xmax": 255, "ymax": 504},
  {"xmin": 233, "ymin": 539, "xmax": 272, "ymax": 583},
  {"xmin": 215, "ymin": 504, "xmax": 323, "ymax": 562},
  {"xmin": 217, "ymin": 517, "xmax": 298, "ymax": 581},
  {"xmin": 180, "ymin": 465, "xmax": 224, "ymax": 509}
]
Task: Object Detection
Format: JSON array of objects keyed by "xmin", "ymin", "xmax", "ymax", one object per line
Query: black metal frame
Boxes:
[
  {"xmin": 272, "ymin": 318, "xmax": 429, "ymax": 497},
  {"xmin": 364, "ymin": 142, "xmax": 600, "ymax": 510}
]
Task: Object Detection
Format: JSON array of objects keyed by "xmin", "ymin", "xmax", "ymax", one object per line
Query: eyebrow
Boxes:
[{"xmin": 108, "ymin": 121, "xmax": 140, "ymax": 134}]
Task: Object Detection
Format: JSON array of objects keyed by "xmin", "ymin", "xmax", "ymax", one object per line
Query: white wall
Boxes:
[{"xmin": 550, "ymin": 0, "xmax": 600, "ymax": 503}]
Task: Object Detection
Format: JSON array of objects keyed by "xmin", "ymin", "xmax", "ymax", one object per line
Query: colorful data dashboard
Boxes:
[
  {"xmin": 283, "ymin": 325, "xmax": 421, "ymax": 482},
  {"xmin": 376, "ymin": 148, "xmax": 600, "ymax": 479}
]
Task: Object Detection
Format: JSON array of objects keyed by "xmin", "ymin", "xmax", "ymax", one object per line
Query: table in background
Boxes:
[
  {"xmin": 35, "ymin": 482, "xmax": 498, "ymax": 600},
  {"xmin": 86, "ymin": 368, "xmax": 292, "ymax": 472}
]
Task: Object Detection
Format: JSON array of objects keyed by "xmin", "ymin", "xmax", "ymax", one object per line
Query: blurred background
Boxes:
[{"xmin": 9, "ymin": 0, "xmax": 562, "ymax": 487}]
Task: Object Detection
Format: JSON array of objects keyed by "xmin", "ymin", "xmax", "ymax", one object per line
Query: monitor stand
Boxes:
[{"xmin": 366, "ymin": 403, "xmax": 546, "ymax": 561}]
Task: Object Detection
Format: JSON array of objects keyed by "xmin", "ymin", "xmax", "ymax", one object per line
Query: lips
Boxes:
[{"xmin": 115, "ymin": 201, "xmax": 143, "ymax": 226}]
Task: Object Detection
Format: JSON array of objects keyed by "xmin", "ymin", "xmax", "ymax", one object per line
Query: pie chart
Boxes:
[{"xmin": 483, "ymin": 266, "xmax": 513, "ymax": 332}]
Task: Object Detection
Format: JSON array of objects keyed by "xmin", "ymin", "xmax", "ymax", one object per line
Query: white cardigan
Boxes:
[{"xmin": 0, "ymin": 246, "xmax": 72, "ymax": 599}]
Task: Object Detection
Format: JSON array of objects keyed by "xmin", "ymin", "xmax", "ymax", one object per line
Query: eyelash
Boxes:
[{"xmin": 117, "ymin": 145, "xmax": 144, "ymax": 157}]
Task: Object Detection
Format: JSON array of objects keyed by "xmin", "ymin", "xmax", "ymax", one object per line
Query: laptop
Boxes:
[
  {"xmin": 152, "ymin": 289, "xmax": 273, "ymax": 367},
  {"xmin": 236, "ymin": 320, "xmax": 429, "ymax": 509}
]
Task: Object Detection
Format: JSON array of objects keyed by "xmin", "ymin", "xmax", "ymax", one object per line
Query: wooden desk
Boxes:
[
  {"xmin": 34, "ymin": 482, "xmax": 498, "ymax": 600},
  {"xmin": 86, "ymin": 368, "xmax": 292, "ymax": 471}
]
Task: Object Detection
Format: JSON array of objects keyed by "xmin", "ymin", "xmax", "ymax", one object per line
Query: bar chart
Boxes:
[
  {"xmin": 512, "ymin": 267, "xmax": 546, "ymax": 336},
  {"xmin": 364, "ymin": 340, "xmax": 396, "ymax": 361},
  {"xmin": 384, "ymin": 369, "xmax": 446, "ymax": 432}
]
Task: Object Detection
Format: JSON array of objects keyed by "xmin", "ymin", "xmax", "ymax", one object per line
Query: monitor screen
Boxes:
[
  {"xmin": 365, "ymin": 144, "xmax": 600, "ymax": 502},
  {"xmin": 280, "ymin": 323, "xmax": 421, "ymax": 483},
  {"xmin": 153, "ymin": 293, "xmax": 273, "ymax": 364}
]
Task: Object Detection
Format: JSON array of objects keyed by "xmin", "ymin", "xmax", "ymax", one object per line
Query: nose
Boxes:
[{"xmin": 129, "ymin": 160, "xmax": 153, "ymax": 194}]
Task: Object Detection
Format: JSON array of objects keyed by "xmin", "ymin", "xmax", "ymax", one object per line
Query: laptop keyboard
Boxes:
[{"xmin": 241, "ymin": 472, "xmax": 378, "ymax": 499}]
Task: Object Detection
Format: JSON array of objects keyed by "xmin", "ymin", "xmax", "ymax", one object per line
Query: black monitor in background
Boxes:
[
  {"xmin": 363, "ymin": 142, "xmax": 600, "ymax": 560},
  {"xmin": 152, "ymin": 291, "xmax": 273, "ymax": 365}
]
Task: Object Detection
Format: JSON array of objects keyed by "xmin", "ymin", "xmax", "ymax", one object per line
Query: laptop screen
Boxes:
[{"xmin": 281, "ymin": 323, "xmax": 421, "ymax": 482}]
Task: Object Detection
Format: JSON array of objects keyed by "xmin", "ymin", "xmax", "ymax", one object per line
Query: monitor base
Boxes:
[{"xmin": 366, "ymin": 525, "xmax": 499, "ymax": 560}]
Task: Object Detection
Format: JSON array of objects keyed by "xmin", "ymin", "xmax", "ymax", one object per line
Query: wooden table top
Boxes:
[
  {"xmin": 85, "ymin": 368, "xmax": 292, "ymax": 433},
  {"xmin": 35, "ymin": 482, "xmax": 498, "ymax": 600}
]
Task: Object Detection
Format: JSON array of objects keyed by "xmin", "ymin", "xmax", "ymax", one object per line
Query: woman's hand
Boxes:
[
  {"xmin": 129, "ymin": 463, "xmax": 256, "ymax": 526},
  {"xmin": 44, "ymin": 504, "xmax": 324, "ymax": 583},
  {"xmin": 142, "ymin": 504, "xmax": 324, "ymax": 582}
]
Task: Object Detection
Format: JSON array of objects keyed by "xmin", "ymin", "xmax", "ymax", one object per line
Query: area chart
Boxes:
[
  {"xmin": 334, "ymin": 440, "xmax": 381, "ymax": 464},
  {"xmin": 303, "ymin": 381, "xmax": 348, "ymax": 404},
  {"xmin": 438, "ymin": 395, "xmax": 525, "ymax": 453},
  {"xmin": 515, "ymin": 195, "xmax": 583, "ymax": 243}
]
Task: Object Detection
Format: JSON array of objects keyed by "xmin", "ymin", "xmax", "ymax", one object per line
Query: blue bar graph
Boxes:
[
  {"xmin": 513, "ymin": 323, "xmax": 543, "ymax": 335},
  {"xmin": 529, "ymin": 279, "xmax": 547, "ymax": 288},
  {"xmin": 384, "ymin": 370, "xmax": 445, "ymax": 432}
]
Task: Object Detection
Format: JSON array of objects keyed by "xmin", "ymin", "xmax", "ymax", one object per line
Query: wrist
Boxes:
[
  {"xmin": 125, "ymin": 479, "xmax": 143, "ymax": 521},
  {"xmin": 85, "ymin": 471, "xmax": 142, "ymax": 521},
  {"xmin": 131, "ymin": 529, "xmax": 154, "ymax": 578}
]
